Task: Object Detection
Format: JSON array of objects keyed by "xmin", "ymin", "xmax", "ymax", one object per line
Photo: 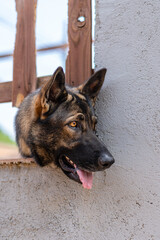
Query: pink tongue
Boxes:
[{"xmin": 77, "ymin": 169, "xmax": 93, "ymax": 189}]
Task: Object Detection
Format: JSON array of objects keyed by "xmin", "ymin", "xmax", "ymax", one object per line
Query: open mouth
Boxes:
[{"xmin": 59, "ymin": 155, "xmax": 93, "ymax": 189}]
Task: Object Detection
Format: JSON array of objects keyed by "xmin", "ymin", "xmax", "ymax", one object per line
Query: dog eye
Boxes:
[{"xmin": 69, "ymin": 121, "xmax": 78, "ymax": 128}]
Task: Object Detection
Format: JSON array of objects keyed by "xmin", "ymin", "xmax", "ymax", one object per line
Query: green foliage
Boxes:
[{"xmin": 0, "ymin": 129, "xmax": 15, "ymax": 145}]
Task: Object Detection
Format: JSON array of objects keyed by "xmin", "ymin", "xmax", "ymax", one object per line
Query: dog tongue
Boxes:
[{"xmin": 77, "ymin": 169, "xmax": 93, "ymax": 189}]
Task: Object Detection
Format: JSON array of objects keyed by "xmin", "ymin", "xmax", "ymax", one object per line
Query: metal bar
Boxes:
[{"xmin": 0, "ymin": 43, "xmax": 68, "ymax": 59}]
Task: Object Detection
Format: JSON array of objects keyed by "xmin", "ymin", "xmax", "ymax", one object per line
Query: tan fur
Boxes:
[
  {"xmin": 67, "ymin": 94, "xmax": 73, "ymax": 101},
  {"xmin": 19, "ymin": 138, "xmax": 31, "ymax": 156}
]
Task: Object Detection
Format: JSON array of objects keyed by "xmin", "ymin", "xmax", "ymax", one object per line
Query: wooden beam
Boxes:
[
  {"xmin": 0, "ymin": 82, "xmax": 12, "ymax": 103},
  {"xmin": 12, "ymin": 0, "xmax": 37, "ymax": 107},
  {"xmin": 66, "ymin": 0, "xmax": 92, "ymax": 86},
  {"xmin": 0, "ymin": 76, "xmax": 52, "ymax": 104},
  {"xmin": 36, "ymin": 75, "xmax": 51, "ymax": 89}
]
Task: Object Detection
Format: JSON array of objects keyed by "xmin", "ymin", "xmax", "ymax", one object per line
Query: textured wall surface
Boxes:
[
  {"xmin": 95, "ymin": 0, "xmax": 160, "ymax": 239},
  {"xmin": 0, "ymin": 1, "xmax": 160, "ymax": 240},
  {"xmin": 0, "ymin": 164, "xmax": 116, "ymax": 240}
]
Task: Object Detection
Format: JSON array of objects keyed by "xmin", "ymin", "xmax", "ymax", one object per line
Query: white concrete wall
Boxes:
[
  {"xmin": 0, "ymin": 164, "xmax": 116, "ymax": 240},
  {"xmin": 95, "ymin": 0, "xmax": 160, "ymax": 239},
  {"xmin": 0, "ymin": 1, "xmax": 160, "ymax": 239}
]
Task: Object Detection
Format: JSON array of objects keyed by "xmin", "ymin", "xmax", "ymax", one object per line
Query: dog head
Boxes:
[{"xmin": 25, "ymin": 67, "xmax": 115, "ymax": 188}]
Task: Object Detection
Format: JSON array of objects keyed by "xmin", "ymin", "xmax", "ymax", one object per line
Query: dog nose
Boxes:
[{"xmin": 98, "ymin": 153, "xmax": 115, "ymax": 168}]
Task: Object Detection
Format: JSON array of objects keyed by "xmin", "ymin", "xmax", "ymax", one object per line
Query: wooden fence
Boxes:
[
  {"xmin": 0, "ymin": 0, "xmax": 92, "ymax": 107},
  {"xmin": 0, "ymin": 0, "xmax": 92, "ymax": 163}
]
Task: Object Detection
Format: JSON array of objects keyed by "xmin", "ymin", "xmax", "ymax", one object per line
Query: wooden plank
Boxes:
[
  {"xmin": 66, "ymin": 0, "xmax": 92, "ymax": 86},
  {"xmin": 12, "ymin": 0, "xmax": 37, "ymax": 107},
  {"xmin": 0, "ymin": 82, "xmax": 12, "ymax": 103},
  {"xmin": 0, "ymin": 76, "xmax": 52, "ymax": 104},
  {"xmin": 36, "ymin": 75, "xmax": 52, "ymax": 89}
]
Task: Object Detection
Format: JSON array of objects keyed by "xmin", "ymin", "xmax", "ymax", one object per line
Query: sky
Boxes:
[{"xmin": 0, "ymin": 0, "xmax": 95, "ymax": 140}]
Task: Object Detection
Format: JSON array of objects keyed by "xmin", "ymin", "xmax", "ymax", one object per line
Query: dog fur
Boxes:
[{"xmin": 15, "ymin": 67, "xmax": 114, "ymax": 188}]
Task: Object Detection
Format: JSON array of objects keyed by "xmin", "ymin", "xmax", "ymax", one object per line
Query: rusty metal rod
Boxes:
[{"xmin": 0, "ymin": 43, "xmax": 68, "ymax": 59}]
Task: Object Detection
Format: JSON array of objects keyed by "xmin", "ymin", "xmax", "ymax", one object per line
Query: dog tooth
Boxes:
[
  {"xmin": 69, "ymin": 160, "xmax": 74, "ymax": 165},
  {"xmin": 65, "ymin": 156, "xmax": 74, "ymax": 166}
]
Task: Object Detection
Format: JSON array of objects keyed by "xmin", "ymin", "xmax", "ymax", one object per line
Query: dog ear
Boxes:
[
  {"xmin": 35, "ymin": 67, "xmax": 67, "ymax": 119},
  {"xmin": 79, "ymin": 68, "xmax": 107, "ymax": 105}
]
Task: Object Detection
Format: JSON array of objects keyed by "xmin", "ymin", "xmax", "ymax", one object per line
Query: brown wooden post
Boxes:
[
  {"xmin": 66, "ymin": 0, "xmax": 92, "ymax": 86},
  {"xmin": 12, "ymin": 0, "xmax": 37, "ymax": 107}
]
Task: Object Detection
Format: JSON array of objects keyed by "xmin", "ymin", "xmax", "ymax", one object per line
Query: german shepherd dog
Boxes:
[{"xmin": 15, "ymin": 67, "xmax": 114, "ymax": 189}]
